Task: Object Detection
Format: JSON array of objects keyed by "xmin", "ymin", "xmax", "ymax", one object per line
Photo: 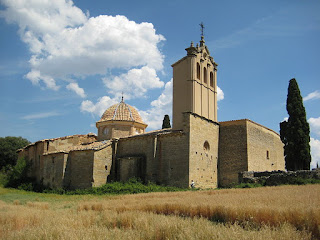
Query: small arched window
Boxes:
[
  {"xmin": 197, "ymin": 63, "xmax": 200, "ymax": 79},
  {"xmin": 203, "ymin": 141, "xmax": 210, "ymax": 152},
  {"xmin": 203, "ymin": 67, "xmax": 207, "ymax": 84},
  {"xmin": 210, "ymin": 72, "xmax": 214, "ymax": 87}
]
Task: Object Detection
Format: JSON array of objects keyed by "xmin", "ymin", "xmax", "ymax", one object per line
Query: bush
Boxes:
[
  {"xmin": 42, "ymin": 178, "xmax": 187, "ymax": 195},
  {"xmin": 233, "ymin": 183, "xmax": 264, "ymax": 189},
  {"xmin": 5, "ymin": 158, "xmax": 33, "ymax": 188}
]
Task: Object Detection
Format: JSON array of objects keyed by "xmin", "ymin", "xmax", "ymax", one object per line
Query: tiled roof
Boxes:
[
  {"xmin": 98, "ymin": 99, "xmax": 146, "ymax": 125},
  {"xmin": 117, "ymin": 128, "xmax": 184, "ymax": 140},
  {"xmin": 43, "ymin": 140, "xmax": 112, "ymax": 155},
  {"xmin": 17, "ymin": 133, "xmax": 97, "ymax": 152}
]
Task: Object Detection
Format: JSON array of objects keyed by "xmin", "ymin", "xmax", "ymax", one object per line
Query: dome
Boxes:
[{"xmin": 98, "ymin": 99, "xmax": 146, "ymax": 125}]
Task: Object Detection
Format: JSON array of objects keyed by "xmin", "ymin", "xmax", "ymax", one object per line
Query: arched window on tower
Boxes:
[
  {"xmin": 210, "ymin": 72, "xmax": 214, "ymax": 87},
  {"xmin": 197, "ymin": 63, "xmax": 200, "ymax": 79},
  {"xmin": 204, "ymin": 67, "xmax": 207, "ymax": 84},
  {"xmin": 203, "ymin": 141, "xmax": 210, "ymax": 152}
]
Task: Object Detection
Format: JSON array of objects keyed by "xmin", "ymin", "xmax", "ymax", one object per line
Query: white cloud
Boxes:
[
  {"xmin": 309, "ymin": 117, "xmax": 320, "ymax": 137},
  {"xmin": 22, "ymin": 111, "xmax": 60, "ymax": 120},
  {"xmin": 304, "ymin": 90, "xmax": 320, "ymax": 101},
  {"xmin": 0, "ymin": 0, "xmax": 87, "ymax": 36},
  {"xmin": 25, "ymin": 70, "xmax": 60, "ymax": 90},
  {"xmin": 80, "ymin": 96, "xmax": 118, "ymax": 117},
  {"xmin": 66, "ymin": 82, "xmax": 86, "ymax": 98},
  {"xmin": 139, "ymin": 80, "xmax": 224, "ymax": 130},
  {"xmin": 139, "ymin": 79, "xmax": 173, "ymax": 130},
  {"xmin": 310, "ymin": 138, "xmax": 320, "ymax": 169},
  {"xmin": 217, "ymin": 86, "xmax": 224, "ymax": 101},
  {"xmin": 103, "ymin": 66, "xmax": 164, "ymax": 99},
  {"xmin": 308, "ymin": 117, "xmax": 320, "ymax": 169},
  {"xmin": 0, "ymin": 0, "xmax": 165, "ymax": 94}
]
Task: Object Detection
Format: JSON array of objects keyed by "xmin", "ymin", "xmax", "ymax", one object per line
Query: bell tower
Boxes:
[{"xmin": 172, "ymin": 27, "xmax": 218, "ymax": 130}]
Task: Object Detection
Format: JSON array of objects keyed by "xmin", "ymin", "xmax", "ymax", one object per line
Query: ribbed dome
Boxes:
[{"xmin": 98, "ymin": 100, "xmax": 145, "ymax": 125}]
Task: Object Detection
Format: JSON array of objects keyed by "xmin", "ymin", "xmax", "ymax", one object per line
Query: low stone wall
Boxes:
[{"xmin": 239, "ymin": 169, "xmax": 320, "ymax": 186}]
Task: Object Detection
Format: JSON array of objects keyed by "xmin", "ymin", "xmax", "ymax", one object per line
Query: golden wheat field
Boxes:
[{"xmin": 0, "ymin": 184, "xmax": 319, "ymax": 240}]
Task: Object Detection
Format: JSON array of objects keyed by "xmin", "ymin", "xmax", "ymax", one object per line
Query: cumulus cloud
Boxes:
[
  {"xmin": 139, "ymin": 80, "xmax": 225, "ymax": 130},
  {"xmin": 80, "ymin": 78, "xmax": 172, "ymax": 130},
  {"xmin": 309, "ymin": 117, "xmax": 320, "ymax": 137},
  {"xmin": 217, "ymin": 86, "xmax": 224, "ymax": 101},
  {"xmin": 308, "ymin": 117, "xmax": 320, "ymax": 169},
  {"xmin": 80, "ymin": 96, "xmax": 118, "ymax": 117},
  {"xmin": 103, "ymin": 66, "xmax": 164, "ymax": 100},
  {"xmin": 304, "ymin": 90, "xmax": 320, "ymax": 101},
  {"xmin": 139, "ymin": 79, "xmax": 173, "ymax": 130},
  {"xmin": 25, "ymin": 70, "xmax": 60, "ymax": 90},
  {"xmin": 66, "ymin": 82, "xmax": 86, "ymax": 98},
  {"xmin": 310, "ymin": 138, "xmax": 320, "ymax": 169},
  {"xmin": 0, "ymin": 0, "xmax": 165, "ymax": 95}
]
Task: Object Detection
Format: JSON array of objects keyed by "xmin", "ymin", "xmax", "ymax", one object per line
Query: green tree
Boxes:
[
  {"xmin": 280, "ymin": 78, "xmax": 311, "ymax": 170},
  {"xmin": 5, "ymin": 157, "xmax": 32, "ymax": 188},
  {"xmin": 162, "ymin": 114, "xmax": 171, "ymax": 129},
  {"xmin": 0, "ymin": 136, "xmax": 30, "ymax": 170}
]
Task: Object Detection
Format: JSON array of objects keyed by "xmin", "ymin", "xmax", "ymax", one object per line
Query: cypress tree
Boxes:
[
  {"xmin": 162, "ymin": 115, "xmax": 171, "ymax": 129},
  {"xmin": 280, "ymin": 78, "xmax": 311, "ymax": 170}
]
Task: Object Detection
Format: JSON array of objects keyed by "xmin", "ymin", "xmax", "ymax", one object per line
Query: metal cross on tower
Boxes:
[{"xmin": 200, "ymin": 22, "xmax": 205, "ymax": 37}]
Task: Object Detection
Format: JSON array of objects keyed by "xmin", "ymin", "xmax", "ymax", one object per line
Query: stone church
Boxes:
[{"xmin": 18, "ymin": 34, "xmax": 285, "ymax": 189}]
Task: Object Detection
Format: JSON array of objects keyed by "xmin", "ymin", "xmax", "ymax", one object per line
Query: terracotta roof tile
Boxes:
[{"xmin": 98, "ymin": 100, "xmax": 146, "ymax": 125}]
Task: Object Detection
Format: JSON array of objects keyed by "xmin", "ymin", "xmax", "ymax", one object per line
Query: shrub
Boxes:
[
  {"xmin": 41, "ymin": 178, "xmax": 187, "ymax": 195},
  {"xmin": 5, "ymin": 158, "xmax": 33, "ymax": 188},
  {"xmin": 233, "ymin": 183, "xmax": 264, "ymax": 189}
]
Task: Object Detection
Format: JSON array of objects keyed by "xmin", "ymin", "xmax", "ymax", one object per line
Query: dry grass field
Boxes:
[{"xmin": 0, "ymin": 184, "xmax": 319, "ymax": 239}]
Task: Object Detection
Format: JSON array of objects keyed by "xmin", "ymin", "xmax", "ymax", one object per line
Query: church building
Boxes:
[{"xmin": 18, "ymin": 34, "xmax": 285, "ymax": 189}]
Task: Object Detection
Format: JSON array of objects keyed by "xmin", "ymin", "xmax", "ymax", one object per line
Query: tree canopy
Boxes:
[
  {"xmin": 0, "ymin": 136, "xmax": 30, "ymax": 170},
  {"xmin": 162, "ymin": 115, "xmax": 171, "ymax": 129},
  {"xmin": 280, "ymin": 78, "xmax": 311, "ymax": 170}
]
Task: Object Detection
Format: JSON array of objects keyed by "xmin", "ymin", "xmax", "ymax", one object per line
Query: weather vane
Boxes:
[{"xmin": 200, "ymin": 22, "xmax": 205, "ymax": 37}]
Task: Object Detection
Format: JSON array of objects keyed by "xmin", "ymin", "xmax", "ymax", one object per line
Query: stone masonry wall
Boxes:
[
  {"xmin": 63, "ymin": 150, "xmax": 94, "ymax": 189},
  {"xmin": 43, "ymin": 152, "xmax": 67, "ymax": 188},
  {"xmin": 117, "ymin": 157, "xmax": 143, "ymax": 182},
  {"xmin": 218, "ymin": 120, "xmax": 248, "ymax": 187},
  {"xmin": 114, "ymin": 130, "xmax": 188, "ymax": 188},
  {"xmin": 18, "ymin": 142, "xmax": 45, "ymax": 183},
  {"xmin": 115, "ymin": 135, "xmax": 155, "ymax": 182},
  {"xmin": 18, "ymin": 134, "xmax": 97, "ymax": 185},
  {"xmin": 239, "ymin": 169, "xmax": 320, "ymax": 186},
  {"xmin": 246, "ymin": 120, "xmax": 285, "ymax": 172},
  {"xmin": 187, "ymin": 113, "xmax": 219, "ymax": 189},
  {"xmin": 157, "ymin": 132, "xmax": 189, "ymax": 188},
  {"xmin": 92, "ymin": 145, "xmax": 112, "ymax": 187},
  {"xmin": 46, "ymin": 135, "xmax": 96, "ymax": 153}
]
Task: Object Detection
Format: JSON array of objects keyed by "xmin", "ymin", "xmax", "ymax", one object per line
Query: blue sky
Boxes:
[{"xmin": 0, "ymin": 0, "xmax": 319, "ymax": 168}]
